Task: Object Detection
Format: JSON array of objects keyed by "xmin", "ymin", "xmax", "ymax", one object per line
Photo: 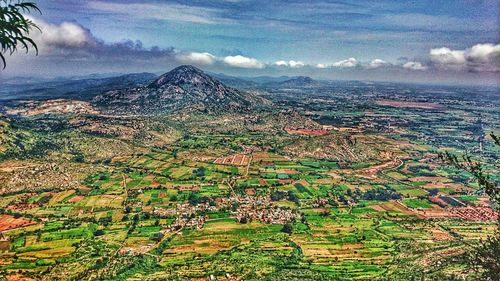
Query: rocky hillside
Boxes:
[
  {"xmin": 265, "ymin": 76, "xmax": 319, "ymax": 88},
  {"xmin": 94, "ymin": 65, "xmax": 268, "ymax": 114}
]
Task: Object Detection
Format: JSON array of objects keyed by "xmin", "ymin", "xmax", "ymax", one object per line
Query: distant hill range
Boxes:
[
  {"xmin": 0, "ymin": 73, "xmax": 157, "ymax": 101},
  {"xmin": 94, "ymin": 65, "xmax": 268, "ymax": 113},
  {"xmin": 213, "ymin": 74, "xmax": 321, "ymax": 89},
  {"xmin": 210, "ymin": 72, "xmax": 261, "ymax": 90},
  {"xmin": 269, "ymin": 76, "xmax": 319, "ymax": 88},
  {"xmin": 0, "ymin": 67, "xmax": 322, "ymax": 105}
]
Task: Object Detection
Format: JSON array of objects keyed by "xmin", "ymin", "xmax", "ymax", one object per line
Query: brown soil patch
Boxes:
[
  {"xmin": 0, "ymin": 215, "xmax": 36, "ymax": 232},
  {"xmin": 430, "ymin": 229, "xmax": 453, "ymax": 241},
  {"xmin": 68, "ymin": 196, "xmax": 84, "ymax": 203},
  {"xmin": 7, "ymin": 275, "xmax": 38, "ymax": 281},
  {"xmin": 285, "ymin": 128, "xmax": 328, "ymax": 135},
  {"xmin": 244, "ymin": 188, "xmax": 256, "ymax": 196}
]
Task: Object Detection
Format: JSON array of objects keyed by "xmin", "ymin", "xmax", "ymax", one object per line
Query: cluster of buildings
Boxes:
[
  {"xmin": 151, "ymin": 194, "xmax": 299, "ymax": 233},
  {"xmin": 1, "ymin": 162, "xmax": 79, "ymax": 194},
  {"xmin": 412, "ymin": 204, "xmax": 498, "ymax": 221},
  {"xmin": 153, "ymin": 202, "xmax": 216, "ymax": 232},
  {"xmin": 234, "ymin": 205, "xmax": 298, "ymax": 224},
  {"xmin": 166, "ymin": 215, "xmax": 208, "ymax": 233},
  {"xmin": 225, "ymin": 195, "xmax": 299, "ymax": 224},
  {"xmin": 449, "ymin": 207, "xmax": 498, "ymax": 221}
]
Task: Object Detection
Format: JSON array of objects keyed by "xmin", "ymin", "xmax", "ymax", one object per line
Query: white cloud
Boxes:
[
  {"xmin": 315, "ymin": 63, "xmax": 329, "ymax": 69},
  {"xmin": 332, "ymin": 57, "xmax": 359, "ymax": 68},
  {"xmin": 274, "ymin": 60, "xmax": 305, "ymax": 68},
  {"xmin": 402, "ymin": 61, "xmax": 427, "ymax": 71},
  {"xmin": 176, "ymin": 52, "xmax": 216, "ymax": 65},
  {"xmin": 9, "ymin": 17, "xmax": 176, "ymax": 75},
  {"xmin": 275, "ymin": 60, "xmax": 289, "ymax": 67},
  {"xmin": 467, "ymin": 43, "xmax": 500, "ymax": 63},
  {"xmin": 430, "ymin": 47, "xmax": 466, "ymax": 69},
  {"xmin": 317, "ymin": 59, "xmax": 391, "ymax": 69},
  {"xmin": 288, "ymin": 60, "xmax": 305, "ymax": 68},
  {"xmin": 430, "ymin": 43, "xmax": 500, "ymax": 71},
  {"xmin": 367, "ymin": 59, "xmax": 390, "ymax": 69},
  {"xmin": 29, "ymin": 17, "xmax": 97, "ymax": 50},
  {"xmin": 223, "ymin": 55, "xmax": 265, "ymax": 69}
]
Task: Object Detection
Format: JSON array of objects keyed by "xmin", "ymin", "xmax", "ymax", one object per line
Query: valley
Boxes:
[{"xmin": 0, "ymin": 66, "xmax": 498, "ymax": 280}]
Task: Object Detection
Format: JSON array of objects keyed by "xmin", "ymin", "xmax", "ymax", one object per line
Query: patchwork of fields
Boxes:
[
  {"xmin": 0, "ymin": 81, "xmax": 498, "ymax": 280},
  {"xmin": 0, "ymin": 142, "xmax": 497, "ymax": 280}
]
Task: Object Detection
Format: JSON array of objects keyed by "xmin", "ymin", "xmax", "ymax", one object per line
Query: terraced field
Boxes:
[{"xmin": 0, "ymin": 81, "xmax": 498, "ymax": 280}]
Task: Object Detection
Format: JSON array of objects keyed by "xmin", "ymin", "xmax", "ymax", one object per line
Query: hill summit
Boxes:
[
  {"xmin": 262, "ymin": 76, "xmax": 319, "ymax": 88},
  {"xmin": 94, "ymin": 65, "xmax": 265, "ymax": 113},
  {"xmin": 150, "ymin": 65, "xmax": 216, "ymax": 88},
  {"xmin": 277, "ymin": 76, "xmax": 318, "ymax": 87}
]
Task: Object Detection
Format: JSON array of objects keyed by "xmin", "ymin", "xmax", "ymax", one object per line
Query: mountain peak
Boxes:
[
  {"xmin": 267, "ymin": 76, "xmax": 318, "ymax": 88},
  {"xmin": 178, "ymin": 65, "xmax": 203, "ymax": 71},
  {"xmin": 150, "ymin": 65, "xmax": 213, "ymax": 88},
  {"xmin": 295, "ymin": 76, "xmax": 314, "ymax": 81},
  {"xmin": 95, "ymin": 65, "xmax": 269, "ymax": 113},
  {"xmin": 166, "ymin": 65, "xmax": 205, "ymax": 76},
  {"xmin": 283, "ymin": 76, "xmax": 315, "ymax": 84}
]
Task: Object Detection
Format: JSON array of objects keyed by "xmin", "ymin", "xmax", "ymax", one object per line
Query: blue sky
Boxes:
[{"xmin": 3, "ymin": 0, "xmax": 499, "ymax": 85}]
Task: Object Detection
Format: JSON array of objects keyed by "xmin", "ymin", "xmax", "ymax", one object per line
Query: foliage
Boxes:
[
  {"xmin": 281, "ymin": 223, "xmax": 293, "ymax": 234},
  {"xmin": 188, "ymin": 192, "xmax": 210, "ymax": 206},
  {"xmin": 149, "ymin": 231, "xmax": 163, "ymax": 242},
  {"xmin": 439, "ymin": 133, "xmax": 500, "ymax": 278},
  {"xmin": 0, "ymin": 0, "xmax": 40, "ymax": 68},
  {"xmin": 427, "ymin": 188, "xmax": 439, "ymax": 196},
  {"xmin": 361, "ymin": 187, "xmax": 401, "ymax": 201},
  {"xmin": 465, "ymin": 235, "xmax": 500, "ymax": 280},
  {"xmin": 0, "ymin": 92, "xmax": 498, "ymax": 279},
  {"xmin": 439, "ymin": 133, "xmax": 499, "ymax": 208},
  {"xmin": 192, "ymin": 166, "xmax": 206, "ymax": 177}
]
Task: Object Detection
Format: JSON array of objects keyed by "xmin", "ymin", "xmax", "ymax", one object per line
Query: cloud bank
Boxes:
[
  {"xmin": 29, "ymin": 17, "xmax": 175, "ymax": 61},
  {"xmin": 367, "ymin": 59, "xmax": 390, "ymax": 69},
  {"xmin": 223, "ymin": 55, "xmax": 265, "ymax": 69},
  {"xmin": 175, "ymin": 52, "xmax": 216, "ymax": 65},
  {"xmin": 402, "ymin": 61, "xmax": 427, "ymax": 71},
  {"xmin": 275, "ymin": 60, "xmax": 305, "ymax": 68},
  {"xmin": 430, "ymin": 43, "xmax": 500, "ymax": 72},
  {"xmin": 332, "ymin": 58, "xmax": 359, "ymax": 68},
  {"xmin": 4, "ymin": 17, "xmax": 498, "ymax": 86}
]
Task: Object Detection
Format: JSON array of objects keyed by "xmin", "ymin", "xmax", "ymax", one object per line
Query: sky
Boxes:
[{"xmin": 2, "ymin": 0, "xmax": 499, "ymax": 85}]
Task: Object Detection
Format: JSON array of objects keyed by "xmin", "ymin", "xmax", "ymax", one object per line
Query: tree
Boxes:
[
  {"xmin": 0, "ymin": 0, "xmax": 41, "ymax": 69},
  {"xmin": 287, "ymin": 191, "xmax": 299, "ymax": 203},
  {"xmin": 72, "ymin": 153, "xmax": 85, "ymax": 163},
  {"xmin": 439, "ymin": 133, "xmax": 499, "ymax": 279},
  {"xmin": 439, "ymin": 135, "xmax": 499, "ymax": 209},
  {"xmin": 150, "ymin": 232, "xmax": 163, "ymax": 242},
  {"xmin": 188, "ymin": 193, "xmax": 200, "ymax": 205},
  {"xmin": 270, "ymin": 190, "xmax": 287, "ymax": 201},
  {"xmin": 465, "ymin": 235, "xmax": 500, "ymax": 280},
  {"xmin": 192, "ymin": 166, "xmax": 206, "ymax": 178},
  {"xmin": 428, "ymin": 188, "xmax": 439, "ymax": 197},
  {"xmin": 132, "ymin": 214, "xmax": 139, "ymax": 223},
  {"xmin": 281, "ymin": 223, "xmax": 293, "ymax": 234}
]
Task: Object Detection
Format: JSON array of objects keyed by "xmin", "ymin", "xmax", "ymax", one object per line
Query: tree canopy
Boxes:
[
  {"xmin": 440, "ymin": 133, "xmax": 499, "ymax": 279},
  {"xmin": 0, "ymin": 0, "xmax": 40, "ymax": 69}
]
